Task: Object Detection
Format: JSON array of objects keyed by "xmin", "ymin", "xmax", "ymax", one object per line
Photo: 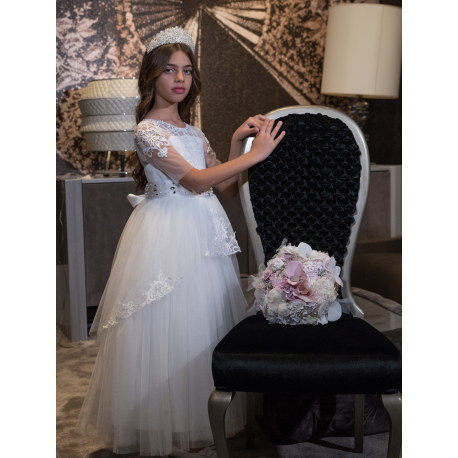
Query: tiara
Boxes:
[{"xmin": 146, "ymin": 27, "xmax": 195, "ymax": 54}]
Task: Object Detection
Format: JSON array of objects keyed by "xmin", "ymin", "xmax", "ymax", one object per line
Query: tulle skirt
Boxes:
[{"xmin": 76, "ymin": 194, "xmax": 247, "ymax": 456}]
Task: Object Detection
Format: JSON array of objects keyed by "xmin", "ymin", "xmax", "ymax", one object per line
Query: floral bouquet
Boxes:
[{"xmin": 249, "ymin": 239, "xmax": 343, "ymax": 325}]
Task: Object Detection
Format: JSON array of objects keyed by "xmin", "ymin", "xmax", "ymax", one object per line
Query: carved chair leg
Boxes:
[
  {"xmin": 246, "ymin": 392, "xmax": 256, "ymax": 449},
  {"xmin": 208, "ymin": 390, "xmax": 235, "ymax": 458},
  {"xmin": 381, "ymin": 392, "xmax": 402, "ymax": 458},
  {"xmin": 354, "ymin": 394, "xmax": 364, "ymax": 453}
]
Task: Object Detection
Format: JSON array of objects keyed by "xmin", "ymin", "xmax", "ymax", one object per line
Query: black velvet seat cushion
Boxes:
[{"xmin": 212, "ymin": 314, "xmax": 401, "ymax": 395}]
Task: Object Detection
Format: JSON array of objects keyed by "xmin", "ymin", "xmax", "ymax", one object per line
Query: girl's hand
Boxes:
[
  {"xmin": 250, "ymin": 118, "xmax": 285, "ymax": 162},
  {"xmin": 232, "ymin": 114, "xmax": 267, "ymax": 142}
]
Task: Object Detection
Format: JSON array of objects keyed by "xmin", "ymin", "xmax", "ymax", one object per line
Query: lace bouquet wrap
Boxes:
[{"xmin": 249, "ymin": 240, "xmax": 343, "ymax": 325}]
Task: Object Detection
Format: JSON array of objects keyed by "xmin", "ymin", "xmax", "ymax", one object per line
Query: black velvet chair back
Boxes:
[
  {"xmin": 249, "ymin": 112, "xmax": 361, "ymax": 268},
  {"xmin": 239, "ymin": 106, "xmax": 370, "ymax": 317}
]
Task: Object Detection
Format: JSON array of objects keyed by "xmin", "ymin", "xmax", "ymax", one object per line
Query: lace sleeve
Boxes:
[
  {"xmin": 202, "ymin": 135, "xmax": 222, "ymax": 169},
  {"xmin": 134, "ymin": 121, "xmax": 194, "ymax": 182}
]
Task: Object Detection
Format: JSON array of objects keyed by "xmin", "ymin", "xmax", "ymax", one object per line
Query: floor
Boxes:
[{"xmin": 353, "ymin": 296, "xmax": 402, "ymax": 332}]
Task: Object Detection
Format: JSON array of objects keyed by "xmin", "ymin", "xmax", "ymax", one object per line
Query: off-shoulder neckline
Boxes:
[{"xmin": 141, "ymin": 118, "xmax": 189, "ymax": 129}]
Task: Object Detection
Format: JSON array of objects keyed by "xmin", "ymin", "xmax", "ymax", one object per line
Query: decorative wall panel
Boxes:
[{"xmin": 56, "ymin": 0, "xmax": 401, "ymax": 176}]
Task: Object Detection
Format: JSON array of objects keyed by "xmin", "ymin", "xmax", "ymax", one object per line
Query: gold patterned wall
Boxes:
[{"xmin": 57, "ymin": 0, "xmax": 390, "ymax": 175}]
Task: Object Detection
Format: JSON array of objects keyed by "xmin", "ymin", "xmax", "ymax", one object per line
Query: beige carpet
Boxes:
[{"xmin": 57, "ymin": 327, "xmax": 100, "ymax": 458}]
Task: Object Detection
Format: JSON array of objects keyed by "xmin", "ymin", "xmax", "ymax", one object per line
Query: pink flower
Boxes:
[
  {"xmin": 295, "ymin": 279, "xmax": 310, "ymax": 295},
  {"xmin": 285, "ymin": 261, "xmax": 307, "ymax": 284},
  {"xmin": 283, "ymin": 283, "xmax": 297, "ymax": 301},
  {"xmin": 274, "ymin": 273, "xmax": 310, "ymax": 302},
  {"xmin": 263, "ymin": 265, "xmax": 273, "ymax": 281},
  {"xmin": 270, "ymin": 275, "xmax": 284, "ymax": 289}
]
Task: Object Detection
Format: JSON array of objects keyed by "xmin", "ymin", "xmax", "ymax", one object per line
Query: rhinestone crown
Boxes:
[{"xmin": 146, "ymin": 27, "xmax": 195, "ymax": 54}]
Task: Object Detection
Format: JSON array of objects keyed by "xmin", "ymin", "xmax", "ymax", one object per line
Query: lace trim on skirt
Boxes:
[
  {"xmin": 205, "ymin": 208, "xmax": 241, "ymax": 258},
  {"xmin": 103, "ymin": 271, "xmax": 183, "ymax": 329}
]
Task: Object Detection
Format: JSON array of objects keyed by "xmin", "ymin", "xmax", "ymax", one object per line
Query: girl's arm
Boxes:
[
  {"xmin": 207, "ymin": 114, "xmax": 268, "ymax": 197},
  {"xmin": 180, "ymin": 118, "xmax": 285, "ymax": 193},
  {"xmin": 213, "ymin": 137, "xmax": 245, "ymax": 197}
]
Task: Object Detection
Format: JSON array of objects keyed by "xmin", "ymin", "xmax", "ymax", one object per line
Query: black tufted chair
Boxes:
[{"xmin": 208, "ymin": 107, "xmax": 402, "ymax": 457}]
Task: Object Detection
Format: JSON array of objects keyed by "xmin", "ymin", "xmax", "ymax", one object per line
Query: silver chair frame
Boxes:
[{"xmin": 208, "ymin": 106, "xmax": 401, "ymax": 457}]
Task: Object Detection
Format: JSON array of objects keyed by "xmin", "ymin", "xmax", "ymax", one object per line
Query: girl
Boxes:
[{"xmin": 76, "ymin": 27, "xmax": 285, "ymax": 457}]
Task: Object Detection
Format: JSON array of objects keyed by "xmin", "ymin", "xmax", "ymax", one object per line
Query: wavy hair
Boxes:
[{"xmin": 132, "ymin": 43, "xmax": 202, "ymax": 191}]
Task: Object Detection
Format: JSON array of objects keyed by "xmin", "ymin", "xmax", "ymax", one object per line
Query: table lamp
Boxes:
[
  {"xmin": 79, "ymin": 78, "xmax": 139, "ymax": 176},
  {"xmin": 321, "ymin": 4, "xmax": 402, "ymax": 142}
]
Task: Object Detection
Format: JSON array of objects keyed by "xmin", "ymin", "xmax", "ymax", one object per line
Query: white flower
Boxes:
[
  {"xmin": 332, "ymin": 266, "xmax": 343, "ymax": 286},
  {"xmin": 310, "ymin": 277, "xmax": 338, "ymax": 304},
  {"xmin": 309, "ymin": 251, "xmax": 329, "ymax": 263},
  {"xmin": 278, "ymin": 303, "xmax": 289, "ymax": 316},
  {"xmin": 250, "ymin": 275, "xmax": 264, "ymax": 290},
  {"xmin": 270, "ymin": 258, "xmax": 285, "ymax": 272},
  {"xmin": 327, "ymin": 301, "xmax": 342, "ymax": 322},
  {"xmin": 283, "ymin": 244, "xmax": 298, "ymax": 255},
  {"xmin": 254, "ymin": 287, "xmax": 266, "ymax": 310},
  {"xmin": 325, "ymin": 257, "xmax": 343, "ymax": 286},
  {"xmin": 265, "ymin": 288, "xmax": 284, "ymax": 306},
  {"xmin": 319, "ymin": 315, "xmax": 328, "ymax": 325},
  {"xmin": 297, "ymin": 242, "xmax": 312, "ymax": 258}
]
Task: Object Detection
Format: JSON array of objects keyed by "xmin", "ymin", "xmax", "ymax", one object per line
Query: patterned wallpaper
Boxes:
[{"xmin": 56, "ymin": 0, "xmax": 401, "ymax": 176}]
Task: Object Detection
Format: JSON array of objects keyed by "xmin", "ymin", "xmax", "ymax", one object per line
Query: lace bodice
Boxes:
[{"xmin": 134, "ymin": 119, "xmax": 221, "ymax": 186}]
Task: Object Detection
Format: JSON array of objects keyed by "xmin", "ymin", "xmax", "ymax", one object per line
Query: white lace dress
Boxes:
[{"xmin": 76, "ymin": 120, "xmax": 247, "ymax": 456}]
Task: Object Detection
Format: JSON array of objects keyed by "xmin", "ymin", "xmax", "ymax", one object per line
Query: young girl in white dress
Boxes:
[{"xmin": 76, "ymin": 27, "xmax": 285, "ymax": 457}]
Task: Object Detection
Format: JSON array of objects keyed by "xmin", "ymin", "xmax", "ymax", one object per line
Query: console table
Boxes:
[{"xmin": 57, "ymin": 176, "xmax": 139, "ymax": 342}]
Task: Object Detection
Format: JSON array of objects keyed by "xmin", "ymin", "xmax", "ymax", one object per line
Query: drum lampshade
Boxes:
[
  {"xmin": 78, "ymin": 78, "xmax": 139, "ymax": 152},
  {"xmin": 321, "ymin": 4, "xmax": 402, "ymax": 99}
]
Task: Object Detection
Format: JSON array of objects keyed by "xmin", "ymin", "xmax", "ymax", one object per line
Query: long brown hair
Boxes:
[{"xmin": 132, "ymin": 43, "xmax": 202, "ymax": 191}]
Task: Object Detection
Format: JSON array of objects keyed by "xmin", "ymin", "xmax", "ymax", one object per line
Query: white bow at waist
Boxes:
[{"xmin": 127, "ymin": 194, "xmax": 145, "ymax": 208}]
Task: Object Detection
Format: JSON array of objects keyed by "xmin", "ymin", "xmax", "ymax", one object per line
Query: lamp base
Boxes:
[
  {"xmin": 93, "ymin": 150, "xmax": 129, "ymax": 177},
  {"xmin": 347, "ymin": 96, "xmax": 370, "ymax": 143},
  {"xmin": 93, "ymin": 170, "xmax": 130, "ymax": 178}
]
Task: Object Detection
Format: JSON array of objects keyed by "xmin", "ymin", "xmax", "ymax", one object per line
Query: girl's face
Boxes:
[{"xmin": 154, "ymin": 50, "xmax": 193, "ymax": 104}]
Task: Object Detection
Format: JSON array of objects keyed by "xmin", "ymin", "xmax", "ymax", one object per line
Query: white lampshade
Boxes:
[
  {"xmin": 321, "ymin": 4, "xmax": 402, "ymax": 99},
  {"xmin": 79, "ymin": 78, "xmax": 139, "ymax": 152}
]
